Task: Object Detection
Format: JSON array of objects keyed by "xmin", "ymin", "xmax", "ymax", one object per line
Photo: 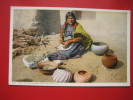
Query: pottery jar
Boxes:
[
  {"xmin": 102, "ymin": 53, "xmax": 118, "ymax": 68},
  {"xmin": 91, "ymin": 42, "xmax": 109, "ymax": 56},
  {"xmin": 74, "ymin": 70, "xmax": 92, "ymax": 83},
  {"xmin": 52, "ymin": 67, "xmax": 73, "ymax": 83}
]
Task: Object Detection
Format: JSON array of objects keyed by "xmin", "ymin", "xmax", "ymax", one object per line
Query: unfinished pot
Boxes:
[
  {"xmin": 74, "ymin": 70, "xmax": 92, "ymax": 83},
  {"xmin": 91, "ymin": 42, "xmax": 109, "ymax": 56},
  {"xmin": 102, "ymin": 53, "xmax": 118, "ymax": 68},
  {"xmin": 52, "ymin": 67, "xmax": 73, "ymax": 83}
]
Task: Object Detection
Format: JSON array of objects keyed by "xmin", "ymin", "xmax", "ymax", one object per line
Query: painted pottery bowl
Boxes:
[
  {"xmin": 102, "ymin": 53, "xmax": 118, "ymax": 68},
  {"xmin": 74, "ymin": 70, "xmax": 92, "ymax": 83},
  {"xmin": 52, "ymin": 67, "xmax": 73, "ymax": 83},
  {"xmin": 91, "ymin": 42, "xmax": 109, "ymax": 56}
]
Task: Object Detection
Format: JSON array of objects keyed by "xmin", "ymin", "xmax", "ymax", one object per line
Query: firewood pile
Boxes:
[{"xmin": 12, "ymin": 28, "xmax": 50, "ymax": 58}]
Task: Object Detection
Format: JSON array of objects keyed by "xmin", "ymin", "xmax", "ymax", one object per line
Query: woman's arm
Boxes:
[
  {"xmin": 68, "ymin": 37, "xmax": 82, "ymax": 43},
  {"xmin": 59, "ymin": 26, "xmax": 65, "ymax": 44},
  {"xmin": 59, "ymin": 25, "xmax": 65, "ymax": 44},
  {"xmin": 63, "ymin": 34, "xmax": 83, "ymax": 45},
  {"xmin": 59, "ymin": 32, "xmax": 63, "ymax": 44},
  {"xmin": 62, "ymin": 38, "xmax": 81, "ymax": 45}
]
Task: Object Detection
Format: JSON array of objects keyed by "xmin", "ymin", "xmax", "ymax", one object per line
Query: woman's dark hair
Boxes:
[{"xmin": 65, "ymin": 12, "xmax": 76, "ymax": 24}]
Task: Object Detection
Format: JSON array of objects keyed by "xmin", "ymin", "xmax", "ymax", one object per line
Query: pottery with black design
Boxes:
[{"xmin": 52, "ymin": 67, "xmax": 73, "ymax": 83}]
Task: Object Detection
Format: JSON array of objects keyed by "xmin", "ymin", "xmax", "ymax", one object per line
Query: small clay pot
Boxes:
[
  {"xmin": 102, "ymin": 53, "xmax": 118, "ymax": 68},
  {"xmin": 74, "ymin": 70, "xmax": 92, "ymax": 83}
]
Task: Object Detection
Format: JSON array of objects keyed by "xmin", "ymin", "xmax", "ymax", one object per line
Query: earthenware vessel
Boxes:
[
  {"xmin": 37, "ymin": 61, "xmax": 58, "ymax": 75},
  {"xmin": 22, "ymin": 55, "xmax": 42, "ymax": 69},
  {"xmin": 91, "ymin": 42, "xmax": 109, "ymax": 56},
  {"xmin": 74, "ymin": 70, "xmax": 92, "ymax": 83},
  {"xmin": 52, "ymin": 67, "xmax": 73, "ymax": 83},
  {"xmin": 102, "ymin": 53, "xmax": 118, "ymax": 68}
]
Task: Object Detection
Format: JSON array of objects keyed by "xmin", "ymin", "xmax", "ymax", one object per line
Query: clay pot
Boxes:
[
  {"xmin": 37, "ymin": 61, "xmax": 58, "ymax": 75},
  {"xmin": 102, "ymin": 53, "xmax": 118, "ymax": 68},
  {"xmin": 22, "ymin": 55, "xmax": 42, "ymax": 69},
  {"xmin": 52, "ymin": 67, "xmax": 73, "ymax": 83},
  {"xmin": 91, "ymin": 42, "xmax": 109, "ymax": 56},
  {"xmin": 74, "ymin": 70, "xmax": 92, "ymax": 83}
]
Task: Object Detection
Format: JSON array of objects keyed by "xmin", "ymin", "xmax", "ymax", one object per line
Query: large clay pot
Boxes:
[
  {"xmin": 74, "ymin": 70, "xmax": 92, "ymax": 83},
  {"xmin": 91, "ymin": 42, "xmax": 109, "ymax": 56},
  {"xmin": 52, "ymin": 67, "xmax": 73, "ymax": 83},
  {"xmin": 102, "ymin": 53, "xmax": 118, "ymax": 68}
]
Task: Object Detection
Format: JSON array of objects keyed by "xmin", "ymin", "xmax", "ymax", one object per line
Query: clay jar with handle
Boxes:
[
  {"xmin": 74, "ymin": 70, "xmax": 92, "ymax": 83},
  {"xmin": 102, "ymin": 53, "xmax": 118, "ymax": 68}
]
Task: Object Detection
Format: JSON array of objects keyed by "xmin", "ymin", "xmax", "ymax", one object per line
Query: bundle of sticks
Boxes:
[{"xmin": 12, "ymin": 28, "xmax": 50, "ymax": 58}]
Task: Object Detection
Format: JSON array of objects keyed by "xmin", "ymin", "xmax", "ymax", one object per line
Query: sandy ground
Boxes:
[{"xmin": 12, "ymin": 34, "xmax": 127, "ymax": 83}]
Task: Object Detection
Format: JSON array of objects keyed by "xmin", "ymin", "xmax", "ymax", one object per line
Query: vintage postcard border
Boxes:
[{"xmin": 9, "ymin": 6, "xmax": 131, "ymax": 87}]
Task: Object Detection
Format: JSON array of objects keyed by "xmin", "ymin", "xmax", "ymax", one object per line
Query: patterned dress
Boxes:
[{"xmin": 47, "ymin": 24, "xmax": 85, "ymax": 60}]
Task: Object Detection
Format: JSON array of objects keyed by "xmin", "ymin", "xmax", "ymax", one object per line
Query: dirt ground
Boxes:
[{"xmin": 12, "ymin": 34, "xmax": 127, "ymax": 83}]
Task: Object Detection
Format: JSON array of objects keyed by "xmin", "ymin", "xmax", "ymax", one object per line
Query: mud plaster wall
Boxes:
[
  {"xmin": 77, "ymin": 12, "xmax": 128, "ymax": 58},
  {"xmin": 34, "ymin": 10, "xmax": 61, "ymax": 34},
  {"xmin": 13, "ymin": 10, "xmax": 37, "ymax": 29},
  {"xmin": 60, "ymin": 11, "xmax": 128, "ymax": 58},
  {"xmin": 13, "ymin": 10, "xmax": 61, "ymax": 34},
  {"xmin": 13, "ymin": 10, "xmax": 128, "ymax": 58}
]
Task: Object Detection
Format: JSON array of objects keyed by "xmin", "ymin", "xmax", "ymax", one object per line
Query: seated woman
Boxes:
[
  {"xmin": 47, "ymin": 12, "xmax": 93, "ymax": 60},
  {"xmin": 48, "ymin": 12, "xmax": 93, "ymax": 60}
]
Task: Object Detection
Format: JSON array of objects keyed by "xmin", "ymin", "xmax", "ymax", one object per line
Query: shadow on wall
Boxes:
[
  {"xmin": 73, "ymin": 11, "xmax": 96, "ymax": 20},
  {"xmin": 33, "ymin": 10, "xmax": 61, "ymax": 35}
]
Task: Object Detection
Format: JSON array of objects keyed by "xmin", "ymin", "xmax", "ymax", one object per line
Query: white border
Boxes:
[{"xmin": 9, "ymin": 6, "xmax": 131, "ymax": 87}]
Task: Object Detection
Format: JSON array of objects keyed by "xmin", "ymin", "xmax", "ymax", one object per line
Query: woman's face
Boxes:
[{"xmin": 67, "ymin": 16, "xmax": 75, "ymax": 25}]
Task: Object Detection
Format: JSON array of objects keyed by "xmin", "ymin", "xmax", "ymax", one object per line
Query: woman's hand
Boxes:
[{"xmin": 63, "ymin": 39, "xmax": 75, "ymax": 45}]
